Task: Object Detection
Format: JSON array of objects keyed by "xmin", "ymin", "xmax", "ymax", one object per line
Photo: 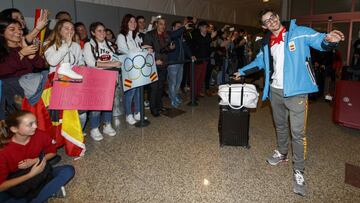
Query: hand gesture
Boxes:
[
  {"xmin": 18, "ymin": 158, "xmax": 38, "ymax": 169},
  {"xmin": 147, "ymin": 48, "xmax": 154, "ymax": 53},
  {"xmin": 233, "ymin": 72, "xmax": 241, "ymax": 80},
  {"xmin": 169, "ymin": 42, "xmax": 176, "ymax": 50},
  {"xmin": 113, "ymin": 61, "xmax": 121, "ymax": 68},
  {"xmin": 35, "ymin": 9, "xmax": 49, "ymax": 31},
  {"xmin": 151, "ymin": 16, "xmax": 157, "ymax": 24},
  {"xmin": 191, "ymin": 56, "xmax": 196, "ymax": 62},
  {"xmin": 155, "ymin": 60, "xmax": 163, "ymax": 66},
  {"xmin": 19, "ymin": 38, "xmax": 38, "ymax": 57},
  {"xmin": 325, "ymin": 30, "xmax": 345, "ymax": 43},
  {"xmin": 184, "ymin": 23, "xmax": 193, "ymax": 30},
  {"xmin": 28, "ymin": 159, "xmax": 46, "ymax": 178},
  {"xmin": 142, "ymin": 45, "xmax": 153, "ymax": 53}
]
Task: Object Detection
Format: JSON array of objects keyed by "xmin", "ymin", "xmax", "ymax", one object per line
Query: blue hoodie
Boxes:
[{"xmin": 239, "ymin": 19, "xmax": 337, "ymax": 101}]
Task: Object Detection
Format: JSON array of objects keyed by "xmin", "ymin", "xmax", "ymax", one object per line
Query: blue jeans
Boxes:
[
  {"xmin": 167, "ymin": 64, "xmax": 183, "ymax": 104},
  {"xmin": 89, "ymin": 111, "xmax": 112, "ymax": 129},
  {"xmin": 2, "ymin": 165, "xmax": 75, "ymax": 203},
  {"xmin": 124, "ymin": 87, "xmax": 140, "ymax": 116}
]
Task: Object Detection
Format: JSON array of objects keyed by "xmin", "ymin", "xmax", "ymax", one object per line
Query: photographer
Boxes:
[{"xmin": 167, "ymin": 20, "xmax": 195, "ymax": 108}]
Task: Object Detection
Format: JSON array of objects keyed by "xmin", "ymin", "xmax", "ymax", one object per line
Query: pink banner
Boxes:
[{"xmin": 49, "ymin": 66, "xmax": 118, "ymax": 110}]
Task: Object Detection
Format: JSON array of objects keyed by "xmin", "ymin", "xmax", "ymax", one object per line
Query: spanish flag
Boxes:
[
  {"xmin": 150, "ymin": 72, "xmax": 158, "ymax": 81},
  {"xmin": 41, "ymin": 73, "xmax": 86, "ymax": 157},
  {"xmin": 124, "ymin": 79, "xmax": 132, "ymax": 88},
  {"xmin": 34, "ymin": 9, "xmax": 47, "ymax": 55}
]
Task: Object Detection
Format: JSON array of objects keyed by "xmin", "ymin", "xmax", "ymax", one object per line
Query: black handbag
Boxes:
[{"xmin": 6, "ymin": 163, "xmax": 53, "ymax": 200}]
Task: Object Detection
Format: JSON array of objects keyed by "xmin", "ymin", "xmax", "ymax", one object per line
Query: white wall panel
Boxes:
[
  {"xmin": 173, "ymin": 0, "xmax": 209, "ymax": 20},
  {"xmin": 0, "ymin": 0, "xmax": 13, "ymax": 10},
  {"xmin": 76, "ymin": 1, "xmax": 119, "ymax": 35}
]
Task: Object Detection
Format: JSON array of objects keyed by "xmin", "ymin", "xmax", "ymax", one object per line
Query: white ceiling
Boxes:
[{"xmin": 77, "ymin": 0, "xmax": 283, "ymax": 27}]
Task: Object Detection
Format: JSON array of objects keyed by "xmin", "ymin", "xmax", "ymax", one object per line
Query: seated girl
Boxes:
[{"xmin": 0, "ymin": 110, "xmax": 75, "ymax": 202}]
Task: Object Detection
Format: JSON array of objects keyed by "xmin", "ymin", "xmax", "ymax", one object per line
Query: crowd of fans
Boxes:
[{"xmin": 0, "ymin": 8, "xmax": 257, "ymax": 202}]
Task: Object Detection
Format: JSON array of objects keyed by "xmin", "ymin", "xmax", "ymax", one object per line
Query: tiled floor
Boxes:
[{"xmin": 51, "ymin": 97, "xmax": 360, "ymax": 202}]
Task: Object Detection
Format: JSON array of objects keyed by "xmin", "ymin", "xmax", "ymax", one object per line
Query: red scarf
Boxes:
[{"xmin": 270, "ymin": 27, "xmax": 286, "ymax": 47}]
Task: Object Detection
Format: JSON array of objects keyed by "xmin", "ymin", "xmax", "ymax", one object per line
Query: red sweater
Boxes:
[
  {"xmin": 0, "ymin": 47, "xmax": 45, "ymax": 79},
  {"xmin": 0, "ymin": 130, "xmax": 56, "ymax": 184}
]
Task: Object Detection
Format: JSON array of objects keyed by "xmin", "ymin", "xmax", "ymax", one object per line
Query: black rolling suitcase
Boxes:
[
  {"xmin": 218, "ymin": 105, "xmax": 250, "ymax": 148},
  {"xmin": 218, "ymin": 79, "xmax": 258, "ymax": 148}
]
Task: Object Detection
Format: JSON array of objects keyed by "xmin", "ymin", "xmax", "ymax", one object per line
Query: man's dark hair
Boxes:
[
  {"xmin": 136, "ymin": 15, "xmax": 145, "ymax": 22},
  {"xmin": 171, "ymin": 20, "xmax": 182, "ymax": 28},
  {"xmin": 198, "ymin": 21, "xmax": 208, "ymax": 28},
  {"xmin": 55, "ymin": 11, "xmax": 71, "ymax": 20},
  {"xmin": 74, "ymin": 22, "xmax": 85, "ymax": 28},
  {"xmin": 258, "ymin": 8, "xmax": 277, "ymax": 25}
]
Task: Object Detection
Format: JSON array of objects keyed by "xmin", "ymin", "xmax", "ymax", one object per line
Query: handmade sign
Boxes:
[
  {"xmin": 49, "ymin": 66, "xmax": 117, "ymax": 110},
  {"xmin": 113, "ymin": 51, "xmax": 158, "ymax": 91}
]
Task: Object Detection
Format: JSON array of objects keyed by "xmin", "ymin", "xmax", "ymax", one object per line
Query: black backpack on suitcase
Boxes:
[{"xmin": 218, "ymin": 81, "xmax": 250, "ymax": 148}]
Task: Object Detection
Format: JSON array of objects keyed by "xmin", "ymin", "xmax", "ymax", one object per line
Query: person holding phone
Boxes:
[
  {"xmin": 0, "ymin": 110, "xmax": 75, "ymax": 202},
  {"xmin": 0, "ymin": 18, "xmax": 46, "ymax": 121},
  {"xmin": 167, "ymin": 20, "xmax": 194, "ymax": 108}
]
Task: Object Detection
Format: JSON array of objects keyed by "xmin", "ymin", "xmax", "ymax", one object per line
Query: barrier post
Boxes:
[
  {"xmin": 187, "ymin": 60, "xmax": 198, "ymax": 106},
  {"xmin": 135, "ymin": 86, "xmax": 150, "ymax": 128}
]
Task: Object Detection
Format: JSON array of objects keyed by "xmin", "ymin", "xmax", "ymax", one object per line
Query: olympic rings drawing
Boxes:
[{"xmin": 123, "ymin": 53, "xmax": 155, "ymax": 80}]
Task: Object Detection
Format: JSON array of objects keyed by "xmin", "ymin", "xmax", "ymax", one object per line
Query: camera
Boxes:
[{"xmin": 186, "ymin": 16, "xmax": 194, "ymax": 22}]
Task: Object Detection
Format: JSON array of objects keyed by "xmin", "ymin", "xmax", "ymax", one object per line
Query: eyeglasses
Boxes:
[{"xmin": 262, "ymin": 14, "xmax": 277, "ymax": 26}]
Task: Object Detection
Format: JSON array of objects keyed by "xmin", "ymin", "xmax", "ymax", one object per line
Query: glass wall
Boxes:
[
  {"xmin": 313, "ymin": 0, "xmax": 352, "ymax": 14},
  {"xmin": 332, "ymin": 22, "xmax": 350, "ymax": 64},
  {"xmin": 350, "ymin": 22, "xmax": 360, "ymax": 65},
  {"xmin": 312, "ymin": 23, "xmax": 327, "ymax": 32},
  {"xmin": 355, "ymin": 0, "xmax": 360, "ymax": 11},
  {"xmin": 291, "ymin": 0, "xmax": 360, "ymax": 65},
  {"xmin": 291, "ymin": 0, "xmax": 310, "ymax": 16}
]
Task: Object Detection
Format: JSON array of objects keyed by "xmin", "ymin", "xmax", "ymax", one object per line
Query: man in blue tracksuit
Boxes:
[{"xmin": 235, "ymin": 9, "xmax": 344, "ymax": 196}]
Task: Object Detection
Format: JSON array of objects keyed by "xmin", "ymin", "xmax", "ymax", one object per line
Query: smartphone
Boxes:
[{"xmin": 39, "ymin": 151, "xmax": 45, "ymax": 162}]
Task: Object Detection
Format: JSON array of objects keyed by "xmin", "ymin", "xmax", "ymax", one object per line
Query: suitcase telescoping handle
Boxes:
[{"xmin": 227, "ymin": 76, "xmax": 245, "ymax": 110}]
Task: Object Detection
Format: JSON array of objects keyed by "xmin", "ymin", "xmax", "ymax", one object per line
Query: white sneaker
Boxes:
[
  {"xmin": 325, "ymin": 94, "xmax": 333, "ymax": 101},
  {"xmin": 126, "ymin": 114, "xmax": 137, "ymax": 125},
  {"xmin": 103, "ymin": 123, "xmax": 116, "ymax": 136},
  {"xmin": 90, "ymin": 128, "xmax": 103, "ymax": 141},
  {"xmin": 144, "ymin": 100, "xmax": 150, "ymax": 109},
  {"xmin": 134, "ymin": 112, "xmax": 148, "ymax": 121},
  {"xmin": 58, "ymin": 62, "xmax": 83, "ymax": 80}
]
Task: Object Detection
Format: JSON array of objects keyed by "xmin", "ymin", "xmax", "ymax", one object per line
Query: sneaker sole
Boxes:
[
  {"xmin": 90, "ymin": 136, "xmax": 103, "ymax": 141},
  {"xmin": 61, "ymin": 186, "xmax": 66, "ymax": 198},
  {"xmin": 293, "ymin": 189, "xmax": 305, "ymax": 196},
  {"xmin": 266, "ymin": 159, "xmax": 289, "ymax": 166},
  {"xmin": 104, "ymin": 132, "xmax": 116, "ymax": 136}
]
